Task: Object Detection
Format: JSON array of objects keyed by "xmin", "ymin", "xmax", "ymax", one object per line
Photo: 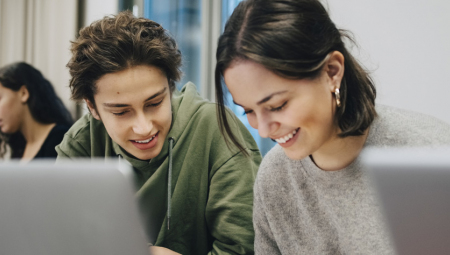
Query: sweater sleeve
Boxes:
[
  {"xmin": 253, "ymin": 176, "xmax": 281, "ymax": 255},
  {"xmin": 55, "ymin": 133, "xmax": 90, "ymax": 159},
  {"xmin": 205, "ymin": 149, "xmax": 261, "ymax": 255}
]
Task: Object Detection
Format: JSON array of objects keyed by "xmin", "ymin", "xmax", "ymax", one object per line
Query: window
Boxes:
[
  {"xmin": 221, "ymin": 0, "xmax": 276, "ymax": 156},
  {"xmin": 143, "ymin": 0, "xmax": 202, "ymax": 91}
]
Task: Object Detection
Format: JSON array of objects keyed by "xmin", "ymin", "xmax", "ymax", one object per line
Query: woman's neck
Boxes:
[
  {"xmin": 20, "ymin": 110, "xmax": 56, "ymax": 161},
  {"xmin": 311, "ymin": 129, "xmax": 369, "ymax": 171}
]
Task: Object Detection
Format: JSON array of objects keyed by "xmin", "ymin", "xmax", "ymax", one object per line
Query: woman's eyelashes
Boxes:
[
  {"xmin": 242, "ymin": 101, "xmax": 288, "ymax": 115},
  {"xmin": 269, "ymin": 101, "xmax": 287, "ymax": 112},
  {"xmin": 112, "ymin": 98, "xmax": 164, "ymax": 116},
  {"xmin": 243, "ymin": 109, "xmax": 253, "ymax": 115}
]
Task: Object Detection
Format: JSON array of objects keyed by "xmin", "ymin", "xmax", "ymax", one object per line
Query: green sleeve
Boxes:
[
  {"xmin": 55, "ymin": 134, "xmax": 90, "ymax": 160},
  {"xmin": 205, "ymin": 149, "xmax": 261, "ymax": 255}
]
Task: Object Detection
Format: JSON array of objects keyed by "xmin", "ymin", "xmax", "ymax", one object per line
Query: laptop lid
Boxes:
[
  {"xmin": 362, "ymin": 147, "xmax": 450, "ymax": 255},
  {"xmin": 0, "ymin": 159, "xmax": 149, "ymax": 255}
]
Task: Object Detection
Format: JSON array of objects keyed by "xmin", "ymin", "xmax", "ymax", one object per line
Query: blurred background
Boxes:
[{"xmin": 1, "ymin": 0, "xmax": 449, "ymax": 155}]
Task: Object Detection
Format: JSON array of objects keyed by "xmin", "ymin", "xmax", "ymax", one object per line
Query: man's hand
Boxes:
[{"xmin": 149, "ymin": 246, "xmax": 182, "ymax": 255}]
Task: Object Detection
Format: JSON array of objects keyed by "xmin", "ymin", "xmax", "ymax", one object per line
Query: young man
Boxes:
[{"xmin": 56, "ymin": 12, "xmax": 261, "ymax": 255}]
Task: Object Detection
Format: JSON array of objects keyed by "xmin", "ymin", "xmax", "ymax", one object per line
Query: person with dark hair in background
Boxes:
[
  {"xmin": 56, "ymin": 11, "xmax": 261, "ymax": 255},
  {"xmin": 215, "ymin": 0, "xmax": 450, "ymax": 254},
  {"xmin": 0, "ymin": 62, "xmax": 73, "ymax": 161}
]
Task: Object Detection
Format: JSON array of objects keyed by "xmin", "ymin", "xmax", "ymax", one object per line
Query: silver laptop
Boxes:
[
  {"xmin": 362, "ymin": 147, "xmax": 450, "ymax": 255},
  {"xmin": 0, "ymin": 159, "xmax": 149, "ymax": 255}
]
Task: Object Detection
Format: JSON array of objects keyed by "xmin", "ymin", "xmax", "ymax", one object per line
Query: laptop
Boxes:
[
  {"xmin": 0, "ymin": 159, "xmax": 150, "ymax": 255},
  {"xmin": 362, "ymin": 147, "xmax": 450, "ymax": 255}
]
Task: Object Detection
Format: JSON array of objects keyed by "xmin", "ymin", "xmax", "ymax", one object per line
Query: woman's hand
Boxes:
[{"xmin": 149, "ymin": 246, "xmax": 181, "ymax": 255}]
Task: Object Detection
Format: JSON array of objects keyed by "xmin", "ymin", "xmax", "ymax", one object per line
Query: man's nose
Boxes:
[{"xmin": 132, "ymin": 112, "xmax": 153, "ymax": 136}]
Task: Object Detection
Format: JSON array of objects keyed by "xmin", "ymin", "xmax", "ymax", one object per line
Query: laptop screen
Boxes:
[
  {"xmin": 363, "ymin": 147, "xmax": 450, "ymax": 255},
  {"xmin": 0, "ymin": 159, "xmax": 149, "ymax": 255}
]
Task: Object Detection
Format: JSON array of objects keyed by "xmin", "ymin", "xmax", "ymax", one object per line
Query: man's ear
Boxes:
[
  {"xmin": 85, "ymin": 99, "xmax": 101, "ymax": 120},
  {"xmin": 19, "ymin": 85, "xmax": 30, "ymax": 104},
  {"xmin": 324, "ymin": 51, "xmax": 345, "ymax": 92}
]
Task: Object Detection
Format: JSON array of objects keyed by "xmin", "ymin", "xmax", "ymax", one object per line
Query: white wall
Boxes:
[
  {"xmin": 0, "ymin": 0, "xmax": 78, "ymax": 118},
  {"xmin": 325, "ymin": 0, "xmax": 450, "ymax": 124},
  {"xmin": 84, "ymin": 0, "xmax": 119, "ymax": 26},
  {"xmin": 77, "ymin": 0, "xmax": 119, "ymax": 116},
  {"xmin": 0, "ymin": 0, "xmax": 119, "ymax": 120}
]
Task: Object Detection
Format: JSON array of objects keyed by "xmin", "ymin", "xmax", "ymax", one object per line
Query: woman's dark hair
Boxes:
[
  {"xmin": 215, "ymin": 0, "xmax": 377, "ymax": 153},
  {"xmin": 67, "ymin": 11, "xmax": 182, "ymax": 107},
  {"xmin": 0, "ymin": 62, "xmax": 73, "ymax": 158}
]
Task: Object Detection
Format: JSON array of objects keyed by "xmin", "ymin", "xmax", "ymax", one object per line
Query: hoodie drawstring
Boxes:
[{"xmin": 167, "ymin": 137, "xmax": 174, "ymax": 230}]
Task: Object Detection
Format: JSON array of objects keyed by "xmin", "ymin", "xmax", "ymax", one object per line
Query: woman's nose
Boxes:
[{"xmin": 255, "ymin": 113, "xmax": 278, "ymax": 138}]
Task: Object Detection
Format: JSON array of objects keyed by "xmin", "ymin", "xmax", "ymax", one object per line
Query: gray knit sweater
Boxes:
[{"xmin": 253, "ymin": 105, "xmax": 450, "ymax": 254}]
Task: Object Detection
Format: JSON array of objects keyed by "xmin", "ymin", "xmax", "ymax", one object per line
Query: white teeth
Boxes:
[
  {"xmin": 136, "ymin": 138, "xmax": 152, "ymax": 144},
  {"xmin": 275, "ymin": 129, "xmax": 299, "ymax": 144},
  {"xmin": 134, "ymin": 133, "xmax": 157, "ymax": 144}
]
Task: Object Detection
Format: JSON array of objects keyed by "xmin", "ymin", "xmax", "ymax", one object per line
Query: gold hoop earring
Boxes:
[{"xmin": 335, "ymin": 88, "xmax": 341, "ymax": 107}]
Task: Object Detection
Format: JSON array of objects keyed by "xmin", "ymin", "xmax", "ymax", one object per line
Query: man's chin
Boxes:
[{"xmin": 130, "ymin": 147, "xmax": 162, "ymax": 161}]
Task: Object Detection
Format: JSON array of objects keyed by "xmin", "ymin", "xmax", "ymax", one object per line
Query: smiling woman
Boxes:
[
  {"xmin": 56, "ymin": 11, "xmax": 261, "ymax": 255},
  {"xmin": 216, "ymin": 0, "xmax": 450, "ymax": 254},
  {"xmin": 224, "ymin": 56, "xmax": 346, "ymax": 163}
]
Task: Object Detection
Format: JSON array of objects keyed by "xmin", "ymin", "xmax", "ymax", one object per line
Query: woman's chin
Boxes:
[
  {"xmin": 0, "ymin": 126, "xmax": 14, "ymax": 134},
  {"xmin": 282, "ymin": 147, "xmax": 308, "ymax": 160}
]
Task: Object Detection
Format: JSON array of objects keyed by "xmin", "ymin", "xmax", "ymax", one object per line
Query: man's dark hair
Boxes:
[{"xmin": 67, "ymin": 11, "xmax": 182, "ymax": 107}]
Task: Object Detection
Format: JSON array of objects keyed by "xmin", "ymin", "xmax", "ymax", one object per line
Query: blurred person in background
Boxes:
[
  {"xmin": 56, "ymin": 11, "xmax": 261, "ymax": 255},
  {"xmin": 0, "ymin": 62, "xmax": 73, "ymax": 162},
  {"xmin": 215, "ymin": 0, "xmax": 450, "ymax": 254}
]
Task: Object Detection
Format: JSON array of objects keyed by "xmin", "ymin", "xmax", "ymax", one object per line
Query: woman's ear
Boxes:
[
  {"xmin": 325, "ymin": 51, "xmax": 345, "ymax": 92},
  {"xmin": 85, "ymin": 99, "xmax": 101, "ymax": 120},
  {"xmin": 19, "ymin": 85, "xmax": 29, "ymax": 104}
]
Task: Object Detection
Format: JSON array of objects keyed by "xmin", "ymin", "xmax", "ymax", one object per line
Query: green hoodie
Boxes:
[{"xmin": 56, "ymin": 83, "xmax": 261, "ymax": 255}]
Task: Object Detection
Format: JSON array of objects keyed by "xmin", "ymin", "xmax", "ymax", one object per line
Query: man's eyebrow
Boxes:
[
  {"xmin": 143, "ymin": 87, "xmax": 167, "ymax": 102},
  {"xmin": 103, "ymin": 87, "xmax": 167, "ymax": 108},
  {"xmin": 233, "ymin": 90, "xmax": 288, "ymax": 107}
]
